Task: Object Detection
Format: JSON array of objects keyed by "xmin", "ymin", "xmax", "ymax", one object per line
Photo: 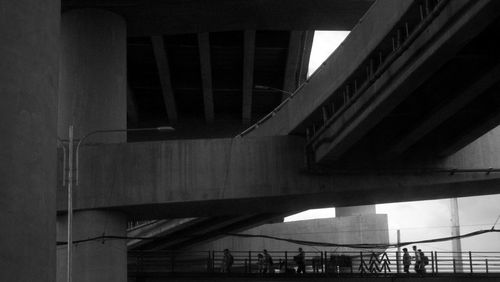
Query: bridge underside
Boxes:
[
  {"xmin": 311, "ymin": 1, "xmax": 500, "ymax": 166},
  {"xmin": 242, "ymin": 0, "xmax": 500, "ymax": 168},
  {"xmin": 58, "ymin": 133, "xmax": 500, "ymax": 219},
  {"xmin": 61, "ymin": 0, "xmax": 374, "ymax": 36},
  {"xmin": 55, "ymin": 0, "xmax": 500, "ymax": 252}
]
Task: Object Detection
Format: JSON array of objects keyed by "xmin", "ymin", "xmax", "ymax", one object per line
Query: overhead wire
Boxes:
[{"xmin": 57, "ymin": 228, "xmax": 500, "ymax": 249}]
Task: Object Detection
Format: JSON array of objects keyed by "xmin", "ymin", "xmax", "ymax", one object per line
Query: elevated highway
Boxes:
[
  {"xmin": 57, "ymin": 132, "xmax": 500, "ymax": 218},
  {"xmin": 54, "ymin": 0, "xmax": 500, "ymax": 251},
  {"xmin": 244, "ymin": 0, "xmax": 500, "ymax": 168}
]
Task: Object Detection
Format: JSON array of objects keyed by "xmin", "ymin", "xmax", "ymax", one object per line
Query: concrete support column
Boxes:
[
  {"xmin": 0, "ymin": 1, "xmax": 60, "ymax": 282},
  {"xmin": 336, "ymin": 205, "xmax": 376, "ymax": 217},
  {"xmin": 58, "ymin": 8, "xmax": 127, "ymax": 141},
  {"xmin": 57, "ymin": 9, "xmax": 127, "ymax": 282},
  {"xmin": 57, "ymin": 211, "xmax": 127, "ymax": 282}
]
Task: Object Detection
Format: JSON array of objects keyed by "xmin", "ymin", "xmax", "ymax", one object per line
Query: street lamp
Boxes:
[
  {"xmin": 254, "ymin": 84, "xmax": 294, "ymax": 97},
  {"xmin": 64, "ymin": 125, "xmax": 174, "ymax": 282}
]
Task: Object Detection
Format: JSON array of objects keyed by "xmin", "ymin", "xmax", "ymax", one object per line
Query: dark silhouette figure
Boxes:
[
  {"xmin": 402, "ymin": 248, "xmax": 411, "ymax": 273},
  {"xmin": 220, "ymin": 249, "xmax": 233, "ymax": 273},
  {"xmin": 294, "ymin": 247, "xmax": 306, "ymax": 274},
  {"xmin": 263, "ymin": 249, "xmax": 274, "ymax": 274}
]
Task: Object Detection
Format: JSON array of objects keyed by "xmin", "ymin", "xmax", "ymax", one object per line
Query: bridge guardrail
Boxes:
[{"xmin": 128, "ymin": 250, "xmax": 500, "ymax": 276}]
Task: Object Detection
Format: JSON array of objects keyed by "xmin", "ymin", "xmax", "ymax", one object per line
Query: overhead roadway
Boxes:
[
  {"xmin": 60, "ymin": 0, "xmax": 374, "ymax": 141},
  {"xmin": 57, "ymin": 0, "xmax": 500, "ymax": 252},
  {"xmin": 57, "ymin": 134, "xmax": 500, "ymax": 219},
  {"xmin": 78, "ymin": 0, "xmax": 375, "ymax": 251},
  {"xmin": 246, "ymin": 0, "xmax": 500, "ymax": 168},
  {"xmin": 61, "ymin": 0, "xmax": 374, "ymax": 36}
]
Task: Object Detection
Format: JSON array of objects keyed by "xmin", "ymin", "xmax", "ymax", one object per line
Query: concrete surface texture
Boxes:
[
  {"xmin": 183, "ymin": 214, "xmax": 389, "ymax": 253},
  {"xmin": 0, "ymin": 1, "xmax": 60, "ymax": 282},
  {"xmin": 61, "ymin": 0, "xmax": 374, "ymax": 36},
  {"xmin": 56, "ymin": 132, "xmax": 500, "ymax": 218},
  {"xmin": 57, "ymin": 211, "xmax": 127, "ymax": 282},
  {"xmin": 58, "ymin": 8, "xmax": 126, "ymax": 142},
  {"xmin": 336, "ymin": 205, "xmax": 376, "ymax": 217},
  {"xmin": 56, "ymin": 8, "xmax": 128, "ymax": 282}
]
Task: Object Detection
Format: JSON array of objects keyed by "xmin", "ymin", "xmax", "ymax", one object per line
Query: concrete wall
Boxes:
[
  {"xmin": 336, "ymin": 205, "xmax": 375, "ymax": 217},
  {"xmin": 184, "ymin": 214, "xmax": 389, "ymax": 254}
]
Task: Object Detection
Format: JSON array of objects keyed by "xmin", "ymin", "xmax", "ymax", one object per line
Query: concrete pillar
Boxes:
[
  {"xmin": 336, "ymin": 205, "xmax": 376, "ymax": 217},
  {"xmin": 0, "ymin": 1, "xmax": 60, "ymax": 282},
  {"xmin": 58, "ymin": 8, "xmax": 127, "ymax": 142},
  {"xmin": 57, "ymin": 9, "xmax": 127, "ymax": 282},
  {"xmin": 57, "ymin": 211, "xmax": 127, "ymax": 282}
]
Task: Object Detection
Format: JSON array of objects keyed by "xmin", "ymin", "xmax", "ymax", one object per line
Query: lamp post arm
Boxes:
[{"xmin": 254, "ymin": 85, "xmax": 294, "ymax": 96}]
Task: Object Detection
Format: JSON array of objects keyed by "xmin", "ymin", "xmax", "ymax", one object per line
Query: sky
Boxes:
[{"xmin": 285, "ymin": 31, "xmax": 500, "ymax": 252}]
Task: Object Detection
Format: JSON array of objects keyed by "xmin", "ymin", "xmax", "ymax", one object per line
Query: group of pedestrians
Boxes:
[
  {"xmin": 402, "ymin": 245, "xmax": 429, "ymax": 274},
  {"xmin": 221, "ymin": 248, "xmax": 307, "ymax": 274}
]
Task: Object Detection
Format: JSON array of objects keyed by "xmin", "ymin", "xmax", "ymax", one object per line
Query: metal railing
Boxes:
[{"xmin": 128, "ymin": 250, "xmax": 500, "ymax": 277}]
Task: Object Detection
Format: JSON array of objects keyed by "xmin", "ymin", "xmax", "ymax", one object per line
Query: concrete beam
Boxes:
[
  {"xmin": 384, "ymin": 63, "xmax": 500, "ymax": 159},
  {"xmin": 282, "ymin": 31, "xmax": 303, "ymax": 100},
  {"xmin": 242, "ymin": 30, "xmax": 256, "ymax": 124},
  {"xmin": 247, "ymin": 0, "xmax": 415, "ymax": 137},
  {"xmin": 62, "ymin": 0, "xmax": 374, "ymax": 36},
  {"xmin": 438, "ymin": 114, "xmax": 500, "ymax": 158},
  {"xmin": 145, "ymin": 215, "xmax": 269, "ymax": 250},
  {"xmin": 57, "ymin": 135, "xmax": 500, "ymax": 218},
  {"xmin": 127, "ymin": 218, "xmax": 198, "ymax": 249},
  {"xmin": 312, "ymin": 0, "xmax": 500, "ymax": 162},
  {"xmin": 151, "ymin": 36, "xmax": 178, "ymax": 124},
  {"xmin": 198, "ymin": 32, "xmax": 215, "ymax": 123}
]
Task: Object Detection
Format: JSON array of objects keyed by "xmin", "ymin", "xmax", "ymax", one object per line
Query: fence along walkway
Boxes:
[{"xmin": 128, "ymin": 250, "xmax": 500, "ymax": 276}]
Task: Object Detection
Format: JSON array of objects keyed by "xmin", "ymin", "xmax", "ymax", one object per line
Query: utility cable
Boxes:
[{"xmin": 57, "ymin": 228, "xmax": 500, "ymax": 249}]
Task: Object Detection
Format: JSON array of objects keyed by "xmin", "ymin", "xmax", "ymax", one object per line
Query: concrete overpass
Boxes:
[
  {"xmin": 59, "ymin": 134, "xmax": 500, "ymax": 218},
  {"xmin": 245, "ymin": 0, "xmax": 500, "ymax": 166},
  {"xmin": 2, "ymin": 0, "xmax": 500, "ymax": 282}
]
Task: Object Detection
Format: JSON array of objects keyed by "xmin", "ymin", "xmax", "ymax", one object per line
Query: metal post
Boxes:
[
  {"xmin": 321, "ymin": 251, "xmax": 324, "ymax": 273},
  {"xmin": 285, "ymin": 251, "xmax": 288, "ymax": 271},
  {"xmin": 212, "ymin": 250, "xmax": 215, "ymax": 271},
  {"xmin": 396, "ymin": 251, "xmax": 400, "ymax": 274},
  {"xmin": 397, "ymin": 229, "xmax": 401, "ymax": 273},
  {"xmin": 431, "ymin": 251, "xmax": 435, "ymax": 274},
  {"xmin": 453, "ymin": 259, "xmax": 456, "ymax": 273},
  {"xmin": 67, "ymin": 125, "xmax": 74, "ymax": 282},
  {"xmin": 469, "ymin": 251, "xmax": 473, "ymax": 273},
  {"xmin": 360, "ymin": 252, "xmax": 363, "ymax": 276},
  {"xmin": 324, "ymin": 251, "xmax": 328, "ymax": 273},
  {"xmin": 248, "ymin": 251, "xmax": 252, "ymax": 273},
  {"xmin": 435, "ymin": 252, "xmax": 439, "ymax": 274},
  {"xmin": 486, "ymin": 259, "xmax": 489, "ymax": 273},
  {"xmin": 208, "ymin": 251, "xmax": 212, "ymax": 272},
  {"xmin": 450, "ymin": 198, "xmax": 463, "ymax": 272}
]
